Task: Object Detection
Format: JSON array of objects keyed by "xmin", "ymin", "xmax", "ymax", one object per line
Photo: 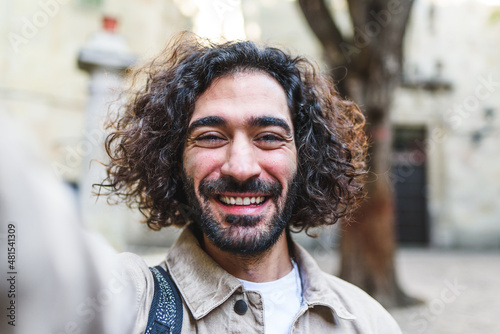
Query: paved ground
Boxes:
[
  {"xmin": 389, "ymin": 249, "xmax": 500, "ymax": 334},
  {"xmin": 309, "ymin": 248, "xmax": 500, "ymax": 334},
  {"xmin": 141, "ymin": 247, "xmax": 500, "ymax": 334}
]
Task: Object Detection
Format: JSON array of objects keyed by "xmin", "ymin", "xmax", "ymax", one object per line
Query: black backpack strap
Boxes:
[{"xmin": 145, "ymin": 265, "xmax": 183, "ymax": 334}]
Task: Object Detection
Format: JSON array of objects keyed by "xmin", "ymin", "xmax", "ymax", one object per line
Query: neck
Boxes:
[{"xmin": 202, "ymin": 231, "xmax": 293, "ymax": 283}]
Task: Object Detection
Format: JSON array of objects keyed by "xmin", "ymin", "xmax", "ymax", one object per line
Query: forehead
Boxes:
[{"xmin": 191, "ymin": 71, "xmax": 292, "ymax": 126}]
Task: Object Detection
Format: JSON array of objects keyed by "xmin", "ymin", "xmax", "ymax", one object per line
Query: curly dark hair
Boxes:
[{"xmin": 100, "ymin": 32, "xmax": 368, "ymax": 233}]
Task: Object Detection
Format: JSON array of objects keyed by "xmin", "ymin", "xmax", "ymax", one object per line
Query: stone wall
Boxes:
[
  {"xmin": 391, "ymin": 0, "xmax": 500, "ymax": 248},
  {"xmin": 1, "ymin": 0, "xmax": 189, "ymax": 183}
]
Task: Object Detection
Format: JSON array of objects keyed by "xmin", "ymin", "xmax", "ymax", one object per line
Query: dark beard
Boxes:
[{"xmin": 182, "ymin": 172, "xmax": 297, "ymax": 256}]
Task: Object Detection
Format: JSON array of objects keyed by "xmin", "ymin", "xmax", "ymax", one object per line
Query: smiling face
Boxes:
[{"xmin": 182, "ymin": 71, "xmax": 298, "ymax": 255}]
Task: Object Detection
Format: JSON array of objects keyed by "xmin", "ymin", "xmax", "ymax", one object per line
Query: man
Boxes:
[{"xmin": 103, "ymin": 33, "xmax": 401, "ymax": 333}]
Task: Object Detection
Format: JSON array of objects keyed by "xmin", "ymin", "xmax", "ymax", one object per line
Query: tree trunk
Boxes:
[
  {"xmin": 340, "ymin": 64, "xmax": 420, "ymax": 308},
  {"xmin": 298, "ymin": 0, "xmax": 420, "ymax": 307}
]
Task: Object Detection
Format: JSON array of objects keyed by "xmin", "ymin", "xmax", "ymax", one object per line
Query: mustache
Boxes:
[{"xmin": 198, "ymin": 176, "xmax": 282, "ymax": 201}]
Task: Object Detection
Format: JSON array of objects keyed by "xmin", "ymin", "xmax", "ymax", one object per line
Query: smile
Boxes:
[{"xmin": 218, "ymin": 195, "xmax": 267, "ymax": 206}]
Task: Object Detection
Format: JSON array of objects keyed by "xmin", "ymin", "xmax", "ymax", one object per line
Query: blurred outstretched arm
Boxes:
[{"xmin": 0, "ymin": 114, "xmax": 136, "ymax": 334}]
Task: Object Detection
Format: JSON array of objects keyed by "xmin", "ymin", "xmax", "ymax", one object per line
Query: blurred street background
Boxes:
[{"xmin": 1, "ymin": 0, "xmax": 500, "ymax": 333}]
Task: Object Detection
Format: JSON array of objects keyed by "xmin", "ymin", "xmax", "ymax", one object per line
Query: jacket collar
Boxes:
[
  {"xmin": 293, "ymin": 242, "xmax": 356, "ymax": 320},
  {"xmin": 165, "ymin": 226, "xmax": 355, "ymax": 321},
  {"xmin": 165, "ymin": 226, "xmax": 243, "ymax": 320}
]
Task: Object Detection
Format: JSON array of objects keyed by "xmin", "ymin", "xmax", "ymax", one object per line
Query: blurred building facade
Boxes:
[
  {"xmin": 1, "ymin": 0, "xmax": 499, "ymax": 249},
  {"xmin": 391, "ymin": 0, "xmax": 500, "ymax": 248},
  {"xmin": 0, "ymin": 0, "xmax": 190, "ymax": 250}
]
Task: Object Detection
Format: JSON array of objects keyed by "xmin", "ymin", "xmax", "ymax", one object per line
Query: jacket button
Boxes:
[{"xmin": 234, "ymin": 299, "xmax": 248, "ymax": 315}]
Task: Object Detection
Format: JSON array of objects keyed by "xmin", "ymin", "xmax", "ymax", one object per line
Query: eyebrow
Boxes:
[
  {"xmin": 248, "ymin": 116, "xmax": 292, "ymax": 136},
  {"xmin": 186, "ymin": 115, "xmax": 292, "ymax": 136},
  {"xmin": 187, "ymin": 116, "xmax": 226, "ymax": 136}
]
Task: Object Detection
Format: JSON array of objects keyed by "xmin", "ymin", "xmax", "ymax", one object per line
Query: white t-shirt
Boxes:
[{"xmin": 237, "ymin": 261, "xmax": 303, "ymax": 334}]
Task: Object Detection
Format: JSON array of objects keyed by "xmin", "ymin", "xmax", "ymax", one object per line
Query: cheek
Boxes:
[
  {"xmin": 259, "ymin": 151, "xmax": 297, "ymax": 184},
  {"xmin": 183, "ymin": 149, "xmax": 225, "ymax": 181}
]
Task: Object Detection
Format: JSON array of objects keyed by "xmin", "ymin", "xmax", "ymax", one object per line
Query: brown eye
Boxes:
[
  {"xmin": 255, "ymin": 134, "xmax": 285, "ymax": 149},
  {"xmin": 195, "ymin": 134, "xmax": 227, "ymax": 147}
]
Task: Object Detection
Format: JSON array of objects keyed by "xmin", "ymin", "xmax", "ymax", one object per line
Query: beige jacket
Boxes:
[{"xmin": 121, "ymin": 227, "xmax": 402, "ymax": 334}]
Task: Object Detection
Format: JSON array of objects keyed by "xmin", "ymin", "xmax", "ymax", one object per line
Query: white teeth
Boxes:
[{"xmin": 219, "ymin": 196, "xmax": 266, "ymax": 206}]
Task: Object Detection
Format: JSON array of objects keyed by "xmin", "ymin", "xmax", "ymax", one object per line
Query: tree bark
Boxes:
[{"xmin": 298, "ymin": 0, "xmax": 420, "ymax": 307}]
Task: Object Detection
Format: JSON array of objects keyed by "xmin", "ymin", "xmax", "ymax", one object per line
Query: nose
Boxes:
[{"xmin": 220, "ymin": 135, "xmax": 262, "ymax": 181}]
